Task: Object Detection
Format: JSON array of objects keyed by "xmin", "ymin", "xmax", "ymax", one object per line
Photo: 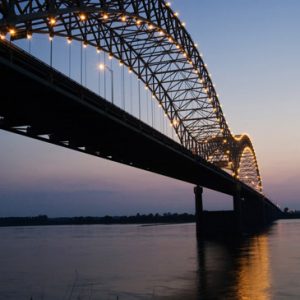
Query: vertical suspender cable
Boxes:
[
  {"xmin": 104, "ymin": 54, "xmax": 107, "ymax": 99},
  {"xmin": 138, "ymin": 80, "xmax": 141, "ymax": 119}
]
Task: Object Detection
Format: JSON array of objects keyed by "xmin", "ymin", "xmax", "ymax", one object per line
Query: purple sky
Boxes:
[{"xmin": 1, "ymin": 0, "xmax": 300, "ymax": 216}]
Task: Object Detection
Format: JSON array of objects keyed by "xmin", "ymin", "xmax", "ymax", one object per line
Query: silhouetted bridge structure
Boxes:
[{"xmin": 0, "ymin": 0, "xmax": 281, "ymax": 235}]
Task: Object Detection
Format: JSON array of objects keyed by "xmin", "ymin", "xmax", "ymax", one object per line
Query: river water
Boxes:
[{"xmin": 0, "ymin": 220, "xmax": 299, "ymax": 299}]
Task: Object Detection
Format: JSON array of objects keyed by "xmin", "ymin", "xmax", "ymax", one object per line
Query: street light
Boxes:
[{"xmin": 99, "ymin": 63, "xmax": 114, "ymax": 104}]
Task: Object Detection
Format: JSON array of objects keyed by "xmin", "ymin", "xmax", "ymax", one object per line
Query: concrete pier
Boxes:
[
  {"xmin": 194, "ymin": 185, "xmax": 281, "ymax": 237},
  {"xmin": 194, "ymin": 185, "xmax": 203, "ymax": 237}
]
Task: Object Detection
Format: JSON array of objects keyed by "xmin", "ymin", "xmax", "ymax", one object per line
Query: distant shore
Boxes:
[
  {"xmin": 0, "ymin": 212, "xmax": 299, "ymax": 227},
  {"xmin": 0, "ymin": 213, "xmax": 196, "ymax": 227}
]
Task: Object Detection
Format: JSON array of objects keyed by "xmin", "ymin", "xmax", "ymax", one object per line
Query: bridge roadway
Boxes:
[{"xmin": 0, "ymin": 40, "xmax": 281, "ymax": 228}]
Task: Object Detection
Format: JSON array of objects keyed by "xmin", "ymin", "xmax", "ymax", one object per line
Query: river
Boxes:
[{"xmin": 0, "ymin": 219, "xmax": 299, "ymax": 299}]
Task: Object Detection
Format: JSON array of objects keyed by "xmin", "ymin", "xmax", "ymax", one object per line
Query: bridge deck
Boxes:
[{"xmin": 0, "ymin": 40, "xmax": 279, "ymax": 212}]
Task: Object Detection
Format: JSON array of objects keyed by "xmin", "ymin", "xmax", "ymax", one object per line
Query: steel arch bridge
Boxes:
[{"xmin": 0, "ymin": 0, "xmax": 262, "ymax": 192}]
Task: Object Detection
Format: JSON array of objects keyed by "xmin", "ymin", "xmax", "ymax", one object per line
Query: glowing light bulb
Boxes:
[
  {"xmin": 99, "ymin": 63, "xmax": 105, "ymax": 70},
  {"xmin": 27, "ymin": 33, "xmax": 32, "ymax": 40},
  {"xmin": 166, "ymin": 2, "xmax": 171, "ymax": 6},
  {"xmin": 108, "ymin": 54, "xmax": 113, "ymax": 59},
  {"xmin": 9, "ymin": 28, "xmax": 16, "ymax": 36},
  {"xmin": 103, "ymin": 13, "xmax": 109, "ymax": 20},
  {"xmin": 49, "ymin": 17, "xmax": 56, "ymax": 26},
  {"xmin": 79, "ymin": 14, "xmax": 86, "ymax": 21},
  {"xmin": 121, "ymin": 15, "xmax": 127, "ymax": 22},
  {"xmin": 67, "ymin": 37, "xmax": 72, "ymax": 44}
]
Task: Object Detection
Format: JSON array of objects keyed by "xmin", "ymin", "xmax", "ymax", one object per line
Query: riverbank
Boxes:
[{"xmin": 0, "ymin": 213, "xmax": 196, "ymax": 227}]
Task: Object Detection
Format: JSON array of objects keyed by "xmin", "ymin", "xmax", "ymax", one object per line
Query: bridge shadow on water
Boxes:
[{"xmin": 157, "ymin": 230, "xmax": 272, "ymax": 300}]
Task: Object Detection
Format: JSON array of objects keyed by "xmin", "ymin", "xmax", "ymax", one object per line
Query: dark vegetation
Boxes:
[
  {"xmin": 0, "ymin": 213, "xmax": 196, "ymax": 227},
  {"xmin": 281, "ymin": 208, "xmax": 300, "ymax": 219}
]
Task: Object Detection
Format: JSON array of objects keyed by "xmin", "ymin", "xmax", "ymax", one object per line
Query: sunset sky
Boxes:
[{"xmin": 1, "ymin": 0, "xmax": 300, "ymax": 217}]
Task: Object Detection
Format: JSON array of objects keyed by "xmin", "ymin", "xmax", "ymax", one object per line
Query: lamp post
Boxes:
[{"xmin": 99, "ymin": 63, "xmax": 114, "ymax": 105}]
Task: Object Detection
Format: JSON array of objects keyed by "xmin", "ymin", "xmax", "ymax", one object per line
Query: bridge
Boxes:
[{"xmin": 0, "ymin": 0, "xmax": 281, "ymax": 235}]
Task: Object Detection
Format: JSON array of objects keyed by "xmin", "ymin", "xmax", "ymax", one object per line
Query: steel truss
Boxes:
[{"xmin": 0, "ymin": 0, "xmax": 263, "ymax": 192}]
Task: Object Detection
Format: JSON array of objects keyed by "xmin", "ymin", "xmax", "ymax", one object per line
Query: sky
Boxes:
[{"xmin": 1, "ymin": 0, "xmax": 300, "ymax": 217}]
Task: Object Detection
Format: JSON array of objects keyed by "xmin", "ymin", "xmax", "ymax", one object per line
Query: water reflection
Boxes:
[
  {"xmin": 0, "ymin": 223, "xmax": 278, "ymax": 300},
  {"xmin": 159, "ymin": 232, "xmax": 271, "ymax": 300},
  {"xmin": 197, "ymin": 234, "xmax": 271, "ymax": 300}
]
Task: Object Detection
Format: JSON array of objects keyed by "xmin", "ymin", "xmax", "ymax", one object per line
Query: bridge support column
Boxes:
[
  {"xmin": 194, "ymin": 185, "xmax": 203, "ymax": 237},
  {"xmin": 233, "ymin": 184, "xmax": 243, "ymax": 234}
]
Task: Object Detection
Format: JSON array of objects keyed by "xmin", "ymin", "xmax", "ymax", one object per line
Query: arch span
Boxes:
[{"xmin": 0, "ymin": 0, "xmax": 262, "ymax": 192}]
